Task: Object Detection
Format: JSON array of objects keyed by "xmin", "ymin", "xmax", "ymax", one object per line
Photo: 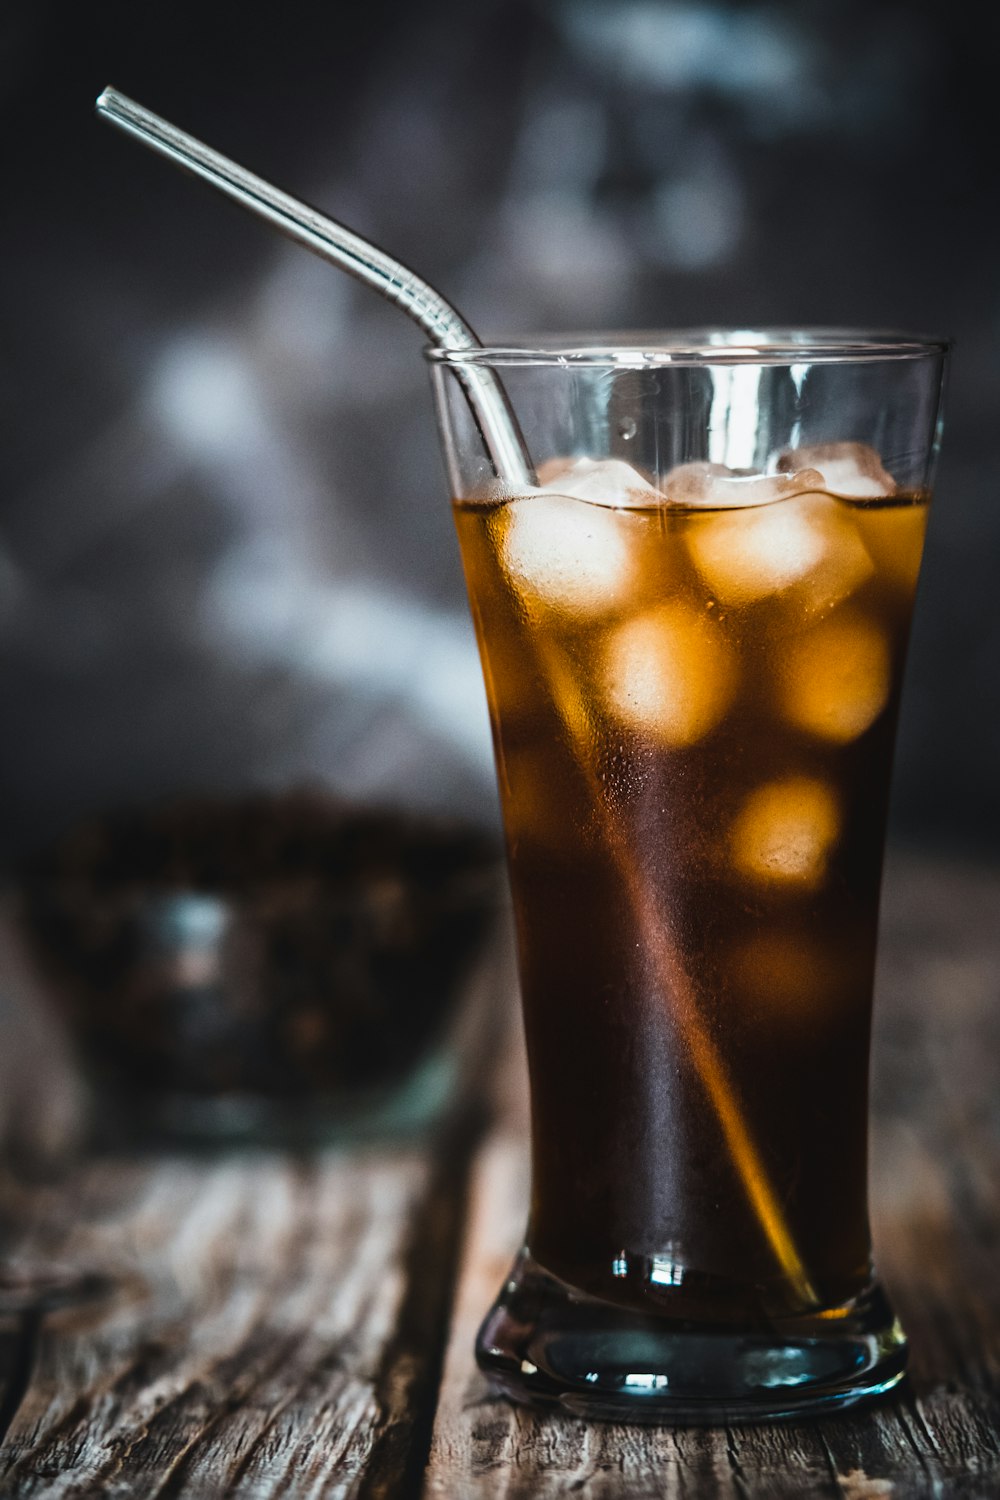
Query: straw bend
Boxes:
[{"xmin": 94, "ymin": 86, "xmax": 534, "ymax": 488}]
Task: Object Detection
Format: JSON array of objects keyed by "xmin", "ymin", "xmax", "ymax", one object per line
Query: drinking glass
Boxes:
[{"xmin": 427, "ymin": 330, "xmax": 948, "ymax": 1422}]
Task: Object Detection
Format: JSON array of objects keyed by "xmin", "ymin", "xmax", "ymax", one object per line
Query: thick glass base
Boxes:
[{"xmin": 476, "ymin": 1251, "xmax": 907, "ymax": 1424}]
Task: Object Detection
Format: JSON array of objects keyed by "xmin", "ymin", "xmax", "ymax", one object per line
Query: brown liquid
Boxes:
[{"xmin": 455, "ymin": 484, "xmax": 926, "ymax": 1321}]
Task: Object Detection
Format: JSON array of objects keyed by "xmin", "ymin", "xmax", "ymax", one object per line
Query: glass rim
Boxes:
[{"xmin": 425, "ymin": 327, "xmax": 952, "ymax": 369}]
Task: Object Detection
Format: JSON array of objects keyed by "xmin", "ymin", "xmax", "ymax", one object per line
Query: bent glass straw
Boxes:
[{"xmin": 94, "ymin": 87, "xmax": 534, "ymax": 490}]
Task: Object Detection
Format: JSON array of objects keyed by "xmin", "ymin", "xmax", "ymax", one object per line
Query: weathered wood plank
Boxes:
[
  {"xmin": 424, "ymin": 854, "xmax": 1000, "ymax": 1498},
  {"xmin": 0, "ymin": 1144, "xmax": 458, "ymax": 1499}
]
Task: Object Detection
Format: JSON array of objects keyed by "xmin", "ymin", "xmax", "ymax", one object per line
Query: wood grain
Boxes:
[
  {"xmin": 0, "ymin": 1143, "xmax": 466, "ymax": 1499},
  {"xmin": 423, "ymin": 854, "xmax": 1000, "ymax": 1498}
]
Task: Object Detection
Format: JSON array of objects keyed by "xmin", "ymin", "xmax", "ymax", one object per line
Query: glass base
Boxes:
[{"xmin": 476, "ymin": 1251, "xmax": 907, "ymax": 1424}]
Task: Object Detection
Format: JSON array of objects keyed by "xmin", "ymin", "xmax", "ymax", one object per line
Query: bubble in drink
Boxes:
[
  {"xmin": 778, "ymin": 441, "xmax": 895, "ymax": 499},
  {"xmin": 780, "ymin": 611, "xmax": 891, "ymax": 743},
  {"xmin": 731, "ymin": 777, "xmax": 840, "ymax": 889},
  {"xmin": 685, "ymin": 493, "xmax": 873, "ymax": 609},
  {"xmin": 602, "ymin": 600, "xmax": 735, "ymax": 747}
]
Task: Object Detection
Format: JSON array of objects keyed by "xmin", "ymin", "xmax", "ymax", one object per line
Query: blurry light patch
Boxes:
[
  {"xmin": 354, "ymin": 82, "xmax": 450, "ymax": 199},
  {"xmin": 146, "ymin": 334, "xmax": 265, "ymax": 459},
  {"xmin": 559, "ymin": 0, "xmax": 932, "ymax": 141},
  {"xmin": 650, "ymin": 173, "xmax": 742, "ymax": 270},
  {"xmin": 501, "ymin": 190, "xmax": 627, "ymax": 317},
  {"xmin": 254, "ymin": 250, "xmax": 353, "ymax": 374},
  {"xmin": 559, "ymin": 1, "xmax": 812, "ymax": 100},
  {"xmin": 204, "ymin": 538, "xmax": 493, "ymax": 770},
  {"xmin": 508, "ymin": 98, "xmax": 607, "ymax": 192}
]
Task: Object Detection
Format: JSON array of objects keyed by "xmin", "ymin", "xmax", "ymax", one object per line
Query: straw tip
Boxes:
[{"xmin": 95, "ymin": 85, "xmax": 119, "ymax": 115}]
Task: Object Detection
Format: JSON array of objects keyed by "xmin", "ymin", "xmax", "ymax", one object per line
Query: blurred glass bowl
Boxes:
[{"xmin": 17, "ymin": 790, "xmax": 503, "ymax": 1143}]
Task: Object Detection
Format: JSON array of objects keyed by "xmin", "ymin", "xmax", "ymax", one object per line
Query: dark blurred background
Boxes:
[{"xmin": 1, "ymin": 0, "xmax": 997, "ymax": 862}]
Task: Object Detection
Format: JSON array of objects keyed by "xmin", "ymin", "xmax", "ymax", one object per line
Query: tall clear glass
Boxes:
[{"xmin": 427, "ymin": 331, "xmax": 948, "ymax": 1422}]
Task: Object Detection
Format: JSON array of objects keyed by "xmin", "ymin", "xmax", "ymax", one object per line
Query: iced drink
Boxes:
[{"xmin": 428, "ymin": 333, "xmax": 947, "ymax": 1420}]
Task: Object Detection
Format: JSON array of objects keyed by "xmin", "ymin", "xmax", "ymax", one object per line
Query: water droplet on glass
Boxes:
[{"xmin": 617, "ymin": 418, "xmax": 637, "ymax": 442}]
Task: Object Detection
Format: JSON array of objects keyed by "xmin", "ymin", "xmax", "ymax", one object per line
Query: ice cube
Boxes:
[
  {"xmin": 501, "ymin": 490, "xmax": 635, "ymax": 615},
  {"xmin": 777, "ymin": 441, "xmax": 896, "ymax": 500},
  {"xmin": 539, "ymin": 455, "xmax": 661, "ymax": 508},
  {"xmin": 686, "ymin": 493, "xmax": 873, "ymax": 609},
  {"xmin": 497, "ymin": 457, "xmax": 658, "ymax": 616},
  {"xmin": 602, "ymin": 600, "xmax": 735, "ymax": 746},
  {"xmin": 780, "ymin": 610, "xmax": 891, "ymax": 743},
  {"xmin": 662, "ymin": 461, "xmax": 824, "ymax": 509},
  {"xmin": 731, "ymin": 777, "xmax": 839, "ymax": 889}
]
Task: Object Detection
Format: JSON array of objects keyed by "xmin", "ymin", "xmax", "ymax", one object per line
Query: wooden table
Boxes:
[{"xmin": 1, "ymin": 852, "xmax": 999, "ymax": 1498}]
